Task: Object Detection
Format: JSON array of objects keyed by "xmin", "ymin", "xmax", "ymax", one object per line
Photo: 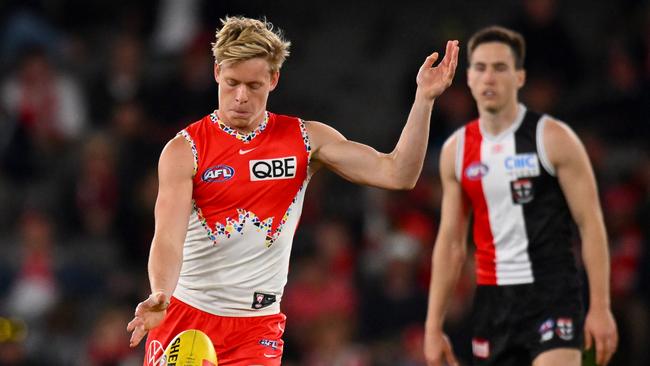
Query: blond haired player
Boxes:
[{"xmin": 127, "ymin": 16, "xmax": 459, "ymax": 365}]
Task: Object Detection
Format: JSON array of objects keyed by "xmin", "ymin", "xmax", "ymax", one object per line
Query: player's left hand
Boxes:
[
  {"xmin": 584, "ymin": 307, "xmax": 618, "ymax": 365},
  {"xmin": 126, "ymin": 291, "xmax": 170, "ymax": 347},
  {"xmin": 416, "ymin": 40, "xmax": 460, "ymax": 101}
]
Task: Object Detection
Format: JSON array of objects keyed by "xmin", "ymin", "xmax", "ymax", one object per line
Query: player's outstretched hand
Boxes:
[
  {"xmin": 126, "ymin": 291, "xmax": 170, "ymax": 347},
  {"xmin": 424, "ymin": 329, "xmax": 459, "ymax": 366},
  {"xmin": 416, "ymin": 40, "xmax": 460, "ymax": 101}
]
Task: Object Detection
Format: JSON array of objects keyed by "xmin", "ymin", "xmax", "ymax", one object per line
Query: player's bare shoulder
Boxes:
[
  {"xmin": 541, "ymin": 116, "xmax": 587, "ymax": 169},
  {"xmin": 542, "ymin": 117, "xmax": 575, "ymax": 141},
  {"xmin": 302, "ymin": 120, "xmax": 346, "ymax": 151},
  {"xmin": 302, "ymin": 120, "xmax": 347, "ymax": 171},
  {"xmin": 439, "ymin": 131, "xmax": 460, "ymax": 180},
  {"xmin": 159, "ymin": 135, "xmax": 195, "ymax": 180}
]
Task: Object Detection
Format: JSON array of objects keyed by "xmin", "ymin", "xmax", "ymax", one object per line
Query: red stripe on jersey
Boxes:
[{"xmin": 461, "ymin": 121, "xmax": 496, "ymax": 285}]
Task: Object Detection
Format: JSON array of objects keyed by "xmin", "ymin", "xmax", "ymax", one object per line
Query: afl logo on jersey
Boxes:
[
  {"xmin": 202, "ymin": 165, "xmax": 235, "ymax": 182},
  {"xmin": 465, "ymin": 162, "xmax": 489, "ymax": 180}
]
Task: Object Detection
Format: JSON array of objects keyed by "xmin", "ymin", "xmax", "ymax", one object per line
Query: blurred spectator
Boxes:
[
  {"xmin": 396, "ymin": 325, "xmax": 427, "ymax": 366},
  {"xmin": 508, "ymin": 0, "xmax": 582, "ymax": 85},
  {"xmin": 521, "ymin": 75, "xmax": 561, "ymax": 115},
  {"xmin": 74, "ymin": 133, "xmax": 119, "ymax": 237},
  {"xmin": 88, "ymin": 33, "xmax": 149, "ymax": 127},
  {"xmin": 151, "ymin": 0, "xmax": 202, "ymax": 56},
  {"xmin": 0, "ymin": 332, "xmax": 32, "ymax": 366},
  {"xmin": 359, "ymin": 232, "xmax": 427, "ymax": 341},
  {"xmin": 4, "ymin": 210, "xmax": 59, "ymax": 323},
  {"xmin": 588, "ymin": 38, "xmax": 646, "ymax": 141},
  {"xmin": 0, "ymin": 8, "xmax": 63, "ymax": 70},
  {"xmin": 1, "ymin": 45, "xmax": 86, "ymax": 182},
  {"xmin": 302, "ymin": 313, "xmax": 369, "ymax": 366},
  {"xmin": 82, "ymin": 307, "xmax": 139, "ymax": 366},
  {"xmin": 106, "ymin": 100, "xmax": 162, "ymax": 265},
  {"xmin": 150, "ymin": 31, "xmax": 217, "ymax": 138},
  {"xmin": 313, "ymin": 220, "xmax": 356, "ymax": 280},
  {"xmin": 283, "ymin": 252, "xmax": 358, "ymax": 358}
]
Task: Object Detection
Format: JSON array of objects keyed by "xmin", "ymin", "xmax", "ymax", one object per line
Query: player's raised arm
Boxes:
[
  {"xmin": 307, "ymin": 40, "xmax": 459, "ymax": 189},
  {"xmin": 127, "ymin": 136, "xmax": 194, "ymax": 347}
]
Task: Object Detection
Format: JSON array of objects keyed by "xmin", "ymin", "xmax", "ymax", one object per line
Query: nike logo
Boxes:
[
  {"xmin": 264, "ymin": 354, "xmax": 280, "ymax": 358},
  {"xmin": 239, "ymin": 147, "xmax": 257, "ymax": 155}
]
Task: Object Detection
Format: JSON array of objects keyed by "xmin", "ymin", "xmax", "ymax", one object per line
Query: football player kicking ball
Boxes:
[{"xmin": 127, "ymin": 16, "xmax": 459, "ymax": 366}]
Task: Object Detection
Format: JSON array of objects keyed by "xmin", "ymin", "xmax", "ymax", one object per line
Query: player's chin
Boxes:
[{"xmin": 480, "ymin": 100, "xmax": 502, "ymax": 114}]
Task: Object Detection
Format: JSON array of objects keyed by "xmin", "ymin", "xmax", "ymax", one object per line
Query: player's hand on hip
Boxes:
[
  {"xmin": 424, "ymin": 329, "xmax": 459, "ymax": 366},
  {"xmin": 584, "ymin": 307, "xmax": 618, "ymax": 365},
  {"xmin": 416, "ymin": 40, "xmax": 460, "ymax": 101},
  {"xmin": 126, "ymin": 291, "xmax": 170, "ymax": 347}
]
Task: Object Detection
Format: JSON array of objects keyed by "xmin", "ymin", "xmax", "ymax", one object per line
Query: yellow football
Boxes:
[{"xmin": 162, "ymin": 329, "xmax": 218, "ymax": 366}]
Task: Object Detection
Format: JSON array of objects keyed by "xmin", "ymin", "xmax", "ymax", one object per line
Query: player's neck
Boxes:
[
  {"xmin": 478, "ymin": 102, "xmax": 520, "ymax": 136},
  {"xmin": 216, "ymin": 110, "xmax": 265, "ymax": 134}
]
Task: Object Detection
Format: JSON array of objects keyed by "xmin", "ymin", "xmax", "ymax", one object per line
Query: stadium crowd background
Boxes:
[{"xmin": 0, "ymin": 0, "xmax": 647, "ymax": 365}]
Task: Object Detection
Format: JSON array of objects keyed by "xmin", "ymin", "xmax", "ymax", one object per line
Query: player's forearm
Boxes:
[
  {"xmin": 389, "ymin": 93, "xmax": 435, "ymax": 188},
  {"xmin": 425, "ymin": 239, "xmax": 466, "ymax": 330},
  {"xmin": 148, "ymin": 237, "xmax": 184, "ymax": 298},
  {"xmin": 580, "ymin": 221, "xmax": 611, "ymax": 310}
]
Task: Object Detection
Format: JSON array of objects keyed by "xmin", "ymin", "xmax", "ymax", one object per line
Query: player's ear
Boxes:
[
  {"xmin": 214, "ymin": 63, "xmax": 220, "ymax": 84},
  {"xmin": 269, "ymin": 71, "xmax": 280, "ymax": 91},
  {"xmin": 516, "ymin": 69, "xmax": 526, "ymax": 88}
]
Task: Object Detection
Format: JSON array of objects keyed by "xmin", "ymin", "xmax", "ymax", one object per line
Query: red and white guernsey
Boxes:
[
  {"xmin": 456, "ymin": 105, "xmax": 578, "ymax": 286},
  {"xmin": 174, "ymin": 111, "xmax": 311, "ymax": 316}
]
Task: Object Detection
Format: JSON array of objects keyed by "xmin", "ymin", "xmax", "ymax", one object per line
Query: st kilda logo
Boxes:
[
  {"xmin": 249, "ymin": 156, "xmax": 297, "ymax": 181},
  {"xmin": 510, "ymin": 178, "xmax": 535, "ymax": 204}
]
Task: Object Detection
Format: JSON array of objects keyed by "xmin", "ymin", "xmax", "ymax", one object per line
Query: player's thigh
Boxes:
[{"xmin": 532, "ymin": 348, "xmax": 580, "ymax": 366}]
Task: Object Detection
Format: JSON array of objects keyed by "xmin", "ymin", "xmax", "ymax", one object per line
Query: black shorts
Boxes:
[{"xmin": 470, "ymin": 279, "xmax": 584, "ymax": 366}]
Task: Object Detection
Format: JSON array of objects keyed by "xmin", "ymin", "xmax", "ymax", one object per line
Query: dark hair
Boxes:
[{"xmin": 467, "ymin": 26, "xmax": 526, "ymax": 69}]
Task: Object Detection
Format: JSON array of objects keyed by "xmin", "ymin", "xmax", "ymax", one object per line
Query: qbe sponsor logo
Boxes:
[{"xmin": 250, "ymin": 157, "xmax": 297, "ymax": 181}]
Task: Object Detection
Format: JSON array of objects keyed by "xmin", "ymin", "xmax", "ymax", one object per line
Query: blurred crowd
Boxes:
[{"xmin": 0, "ymin": 0, "xmax": 648, "ymax": 365}]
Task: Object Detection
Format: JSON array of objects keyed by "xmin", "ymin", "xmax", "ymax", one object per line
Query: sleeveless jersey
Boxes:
[
  {"xmin": 456, "ymin": 105, "xmax": 578, "ymax": 285},
  {"xmin": 174, "ymin": 111, "xmax": 311, "ymax": 316}
]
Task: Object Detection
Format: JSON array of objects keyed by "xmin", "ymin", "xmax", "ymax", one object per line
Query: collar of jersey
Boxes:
[
  {"xmin": 478, "ymin": 103, "xmax": 527, "ymax": 142},
  {"xmin": 210, "ymin": 111, "xmax": 269, "ymax": 143}
]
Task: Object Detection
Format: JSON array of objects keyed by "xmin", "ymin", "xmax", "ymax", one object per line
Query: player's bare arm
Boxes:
[
  {"xmin": 544, "ymin": 118, "xmax": 619, "ymax": 366},
  {"xmin": 423, "ymin": 134, "xmax": 470, "ymax": 366},
  {"xmin": 127, "ymin": 136, "xmax": 195, "ymax": 347},
  {"xmin": 306, "ymin": 40, "xmax": 459, "ymax": 189}
]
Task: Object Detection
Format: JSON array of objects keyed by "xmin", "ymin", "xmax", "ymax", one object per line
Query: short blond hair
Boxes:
[{"xmin": 211, "ymin": 16, "xmax": 291, "ymax": 72}]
